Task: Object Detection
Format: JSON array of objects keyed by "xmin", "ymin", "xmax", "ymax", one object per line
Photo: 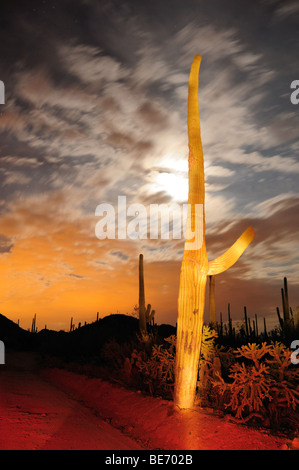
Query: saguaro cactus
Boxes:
[
  {"xmin": 208, "ymin": 275, "xmax": 216, "ymax": 326},
  {"xmin": 281, "ymin": 277, "xmax": 290, "ymax": 322},
  {"xmin": 31, "ymin": 314, "xmax": 37, "ymax": 333},
  {"xmin": 139, "ymin": 253, "xmax": 147, "ymax": 333},
  {"xmin": 173, "ymin": 55, "xmax": 255, "ymax": 409}
]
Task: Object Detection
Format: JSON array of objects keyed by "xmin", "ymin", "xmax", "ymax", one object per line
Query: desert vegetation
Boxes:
[
  {"xmin": 19, "ymin": 268, "xmax": 296, "ymax": 438},
  {"xmin": 1, "ymin": 266, "xmax": 298, "ymax": 440},
  {"xmin": 96, "ymin": 308, "xmax": 299, "ymax": 436}
]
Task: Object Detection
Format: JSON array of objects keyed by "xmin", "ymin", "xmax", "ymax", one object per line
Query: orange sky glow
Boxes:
[{"xmin": 0, "ymin": 1, "xmax": 298, "ymax": 333}]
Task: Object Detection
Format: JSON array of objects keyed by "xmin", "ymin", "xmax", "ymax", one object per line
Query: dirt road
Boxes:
[{"xmin": 0, "ymin": 351, "xmax": 142, "ymax": 450}]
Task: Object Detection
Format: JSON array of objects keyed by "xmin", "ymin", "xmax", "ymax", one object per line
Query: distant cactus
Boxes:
[
  {"xmin": 244, "ymin": 306, "xmax": 249, "ymax": 338},
  {"xmin": 228, "ymin": 303, "xmax": 233, "ymax": 338},
  {"xmin": 31, "ymin": 314, "xmax": 37, "ymax": 333},
  {"xmin": 276, "ymin": 307, "xmax": 284, "ymax": 329},
  {"xmin": 145, "ymin": 303, "xmax": 156, "ymax": 326},
  {"xmin": 145, "ymin": 303, "xmax": 151, "ymax": 324},
  {"xmin": 149, "ymin": 309, "xmax": 155, "ymax": 326},
  {"xmin": 282, "ymin": 277, "xmax": 290, "ymax": 322},
  {"xmin": 255, "ymin": 313, "xmax": 259, "ymax": 337},
  {"xmin": 138, "ymin": 254, "xmax": 156, "ymax": 332},
  {"xmin": 208, "ymin": 275, "xmax": 216, "ymax": 326},
  {"xmin": 263, "ymin": 317, "xmax": 268, "ymax": 338},
  {"xmin": 138, "ymin": 254, "xmax": 147, "ymax": 334}
]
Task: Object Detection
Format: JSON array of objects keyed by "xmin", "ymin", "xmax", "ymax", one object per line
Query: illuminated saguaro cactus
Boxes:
[{"xmin": 173, "ymin": 55, "xmax": 255, "ymax": 409}]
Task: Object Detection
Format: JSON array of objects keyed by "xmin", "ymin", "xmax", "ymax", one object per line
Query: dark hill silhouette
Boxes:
[
  {"xmin": 35, "ymin": 328, "xmax": 69, "ymax": 358},
  {"xmin": 0, "ymin": 313, "xmax": 33, "ymax": 350},
  {"xmin": 38, "ymin": 314, "xmax": 140, "ymax": 361},
  {"xmin": 156, "ymin": 323, "xmax": 176, "ymax": 339},
  {"xmin": 0, "ymin": 312, "xmax": 177, "ymax": 362}
]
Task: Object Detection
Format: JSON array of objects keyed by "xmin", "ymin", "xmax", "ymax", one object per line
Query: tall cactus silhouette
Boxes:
[
  {"xmin": 173, "ymin": 55, "xmax": 255, "ymax": 409},
  {"xmin": 208, "ymin": 275, "xmax": 216, "ymax": 326},
  {"xmin": 138, "ymin": 253, "xmax": 147, "ymax": 333}
]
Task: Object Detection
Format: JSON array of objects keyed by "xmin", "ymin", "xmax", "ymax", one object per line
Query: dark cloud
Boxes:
[
  {"xmin": 0, "ymin": 234, "xmax": 13, "ymax": 253},
  {"xmin": 207, "ymin": 195, "xmax": 299, "ymax": 284},
  {"xmin": 137, "ymin": 102, "xmax": 168, "ymax": 128},
  {"xmin": 110, "ymin": 250, "xmax": 129, "ymax": 261},
  {"xmin": 68, "ymin": 273, "xmax": 86, "ymax": 279}
]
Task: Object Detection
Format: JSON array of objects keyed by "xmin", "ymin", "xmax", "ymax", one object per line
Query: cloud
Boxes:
[
  {"xmin": 0, "ymin": 234, "xmax": 13, "ymax": 254},
  {"xmin": 0, "ymin": 156, "xmax": 43, "ymax": 168},
  {"xmin": 273, "ymin": 0, "xmax": 299, "ymax": 20},
  {"xmin": 59, "ymin": 44, "xmax": 129, "ymax": 84},
  {"xmin": 207, "ymin": 194, "xmax": 299, "ymax": 283},
  {"xmin": 1, "ymin": 170, "xmax": 31, "ymax": 186},
  {"xmin": 68, "ymin": 273, "xmax": 87, "ymax": 279},
  {"xmin": 110, "ymin": 250, "xmax": 129, "ymax": 262}
]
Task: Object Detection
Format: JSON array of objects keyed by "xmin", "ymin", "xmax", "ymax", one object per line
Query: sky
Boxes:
[{"xmin": 0, "ymin": 0, "xmax": 298, "ymax": 331}]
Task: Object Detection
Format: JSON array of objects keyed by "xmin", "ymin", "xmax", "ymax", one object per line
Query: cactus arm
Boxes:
[{"xmin": 207, "ymin": 226, "xmax": 255, "ymax": 276}]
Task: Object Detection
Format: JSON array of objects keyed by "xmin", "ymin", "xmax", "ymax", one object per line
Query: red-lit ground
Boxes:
[
  {"xmin": 0, "ymin": 351, "xmax": 296, "ymax": 450},
  {"xmin": 0, "ymin": 352, "xmax": 141, "ymax": 450}
]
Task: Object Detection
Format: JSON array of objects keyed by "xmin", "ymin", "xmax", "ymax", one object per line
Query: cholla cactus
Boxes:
[
  {"xmin": 214, "ymin": 342, "xmax": 299, "ymax": 426},
  {"xmin": 174, "ymin": 55, "xmax": 255, "ymax": 409}
]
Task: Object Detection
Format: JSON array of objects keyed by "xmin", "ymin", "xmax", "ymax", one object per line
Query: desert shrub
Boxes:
[
  {"xmin": 213, "ymin": 342, "xmax": 299, "ymax": 431},
  {"xmin": 265, "ymin": 341, "xmax": 299, "ymax": 429},
  {"xmin": 131, "ymin": 326, "xmax": 220, "ymax": 400},
  {"xmin": 196, "ymin": 326, "xmax": 220, "ymax": 405},
  {"xmin": 100, "ymin": 338, "xmax": 137, "ymax": 371},
  {"xmin": 214, "ymin": 345, "xmax": 235, "ymax": 379}
]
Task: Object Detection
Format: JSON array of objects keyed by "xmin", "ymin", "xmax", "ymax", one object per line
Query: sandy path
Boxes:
[{"xmin": 0, "ymin": 352, "xmax": 142, "ymax": 450}]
